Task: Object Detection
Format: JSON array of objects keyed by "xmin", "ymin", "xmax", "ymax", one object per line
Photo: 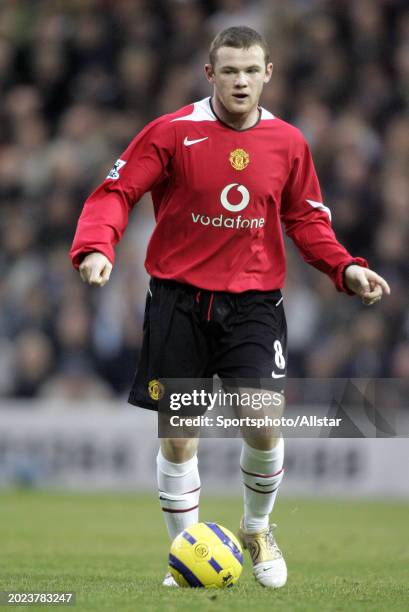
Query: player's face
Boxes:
[{"xmin": 205, "ymin": 45, "xmax": 272, "ymax": 119}]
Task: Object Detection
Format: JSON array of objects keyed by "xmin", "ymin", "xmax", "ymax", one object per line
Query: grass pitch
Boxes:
[{"xmin": 0, "ymin": 492, "xmax": 408, "ymax": 611}]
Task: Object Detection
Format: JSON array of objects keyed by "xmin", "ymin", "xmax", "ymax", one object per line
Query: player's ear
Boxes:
[
  {"xmin": 204, "ymin": 63, "xmax": 215, "ymax": 84},
  {"xmin": 264, "ymin": 62, "xmax": 273, "ymax": 84}
]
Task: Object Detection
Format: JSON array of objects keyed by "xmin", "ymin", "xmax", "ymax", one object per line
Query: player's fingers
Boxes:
[
  {"xmin": 99, "ymin": 264, "xmax": 112, "ymax": 287},
  {"xmin": 363, "ymin": 283, "xmax": 382, "ymax": 298},
  {"xmin": 355, "ymin": 269, "xmax": 371, "ymax": 296},
  {"xmin": 375, "ymin": 275, "xmax": 390, "ymax": 295},
  {"xmin": 362, "ymin": 295, "xmax": 382, "ymax": 306},
  {"xmin": 362, "ymin": 284, "xmax": 383, "ymax": 305},
  {"xmin": 89, "ymin": 265, "xmax": 104, "ymax": 285},
  {"xmin": 364, "ymin": 271, "xmax": 390, "ymax": 296},
  {"xmin": 79, "ymin": 263, "xmax": 91, "ymax": 283}
]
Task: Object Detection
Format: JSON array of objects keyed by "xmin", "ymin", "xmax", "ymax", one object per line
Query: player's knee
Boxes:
[
  {"xmin": 244, "ymin": 434, "xmax": 281, "ymax": 450},
  {"xmin": 160, "ymin": 437, "xmax": 199, "ymax": 462}
]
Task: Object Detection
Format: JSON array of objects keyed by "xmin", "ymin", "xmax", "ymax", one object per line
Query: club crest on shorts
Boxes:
[
  {"xmin": 148, "ymin": 379, "xmax": 164, "ymax": 401},
  {"xmin": 229, "ymin": 148, "xmax": 249, "ymax": 171}
]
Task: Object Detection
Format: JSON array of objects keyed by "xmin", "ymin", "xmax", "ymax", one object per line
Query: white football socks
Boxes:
[
  {"xmin": 240, "ymin": 437, "xmax": 284, "ymax": 533},
  {"xmin": 157, "ymin": 449, "xmax": 201, "ymax": 541}
]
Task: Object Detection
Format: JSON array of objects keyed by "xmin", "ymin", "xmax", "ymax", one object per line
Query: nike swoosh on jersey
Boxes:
[
  {"xmin": 272, "ymin": 372, "xmax": 286, "ymax": 378},
  {"xmin": 183, "ymin": 136, "xmax": 209, "ymax": 146}
]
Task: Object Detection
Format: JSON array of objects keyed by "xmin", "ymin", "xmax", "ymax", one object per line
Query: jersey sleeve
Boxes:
[
  {"xmin": 70, "ymin": 117, "xmax": 175, "ymax": 268},
  {"xmin": 280, "ymin": 132, "xmax": 368, "ymax": 293}
]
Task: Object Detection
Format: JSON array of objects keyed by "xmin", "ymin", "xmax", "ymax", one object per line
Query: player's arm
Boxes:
[
  {"xmin": 280, "ymin": 133, "xmax": 390, "ymax": 305},
  {"xmin": 69, "ymin": 118, "xmax": 175, "ymax": 285}
]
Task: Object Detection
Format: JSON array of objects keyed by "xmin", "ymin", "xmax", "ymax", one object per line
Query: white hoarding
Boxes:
[{"xmin": 0, "ymin": 402, "xmax": 408, "ymax": 497}]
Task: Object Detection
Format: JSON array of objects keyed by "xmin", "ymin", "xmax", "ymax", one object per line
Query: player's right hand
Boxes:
[{"xmin": 79, "ymin": 252, "xmax": 112, "ymax": 287}]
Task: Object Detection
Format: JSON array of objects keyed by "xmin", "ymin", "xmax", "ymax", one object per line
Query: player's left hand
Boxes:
[{"xmin": 344, "ymin": 265, "xmax": 390, "ymax": 306}]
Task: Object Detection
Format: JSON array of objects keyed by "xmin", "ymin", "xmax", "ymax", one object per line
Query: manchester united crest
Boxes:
[
  {"xmin": 148, "ymin": 379, "xmax": 164, "ymax": 401},
  {"xmin": 229, "ymin": 148, "xmax": 249, "ymax": 171}
]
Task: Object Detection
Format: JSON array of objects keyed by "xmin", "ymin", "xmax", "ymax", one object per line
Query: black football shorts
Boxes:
[{"xmin": 128, "ymin": 278, "xmax": 287, "ymax": 411}]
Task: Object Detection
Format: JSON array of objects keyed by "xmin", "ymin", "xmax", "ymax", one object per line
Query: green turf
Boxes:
[{"xmin": 0, "ymin": 491, "xmax": 408, "ymax": 611}]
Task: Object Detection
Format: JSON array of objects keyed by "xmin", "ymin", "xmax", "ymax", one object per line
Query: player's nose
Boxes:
[{"xmin": 234, "ymin": 72, "xmax": 248, "ymax": 87}]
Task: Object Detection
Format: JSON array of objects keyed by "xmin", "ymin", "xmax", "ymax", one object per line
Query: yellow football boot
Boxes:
[{"xmin": 238, "ymin": 519, "xmax": 287, "ymax": 588}]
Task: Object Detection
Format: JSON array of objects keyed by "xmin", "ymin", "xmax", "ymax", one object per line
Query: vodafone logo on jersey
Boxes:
[
  {"xmin": 191, "ymin": 183, "xmax": 265, "ymax": 231},
  {"xmin": 220, "ymin": 183, "xmax": 250, "ymax": 212}
]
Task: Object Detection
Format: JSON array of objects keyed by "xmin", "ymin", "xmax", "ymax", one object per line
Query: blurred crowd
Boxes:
[{"xmin": 0, "ymin": 0, "xmax": 408, "ymax": 401}]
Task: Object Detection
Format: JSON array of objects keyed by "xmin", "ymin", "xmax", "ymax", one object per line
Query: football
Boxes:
[{"xmin": 168, "ymin": 522, "xmax": 243, "ymax": 588}]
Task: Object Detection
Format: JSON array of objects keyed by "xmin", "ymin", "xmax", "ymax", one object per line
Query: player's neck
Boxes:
[{"xmin": 210, "ymin": 96, "xmax": 260, "ymax": 131}]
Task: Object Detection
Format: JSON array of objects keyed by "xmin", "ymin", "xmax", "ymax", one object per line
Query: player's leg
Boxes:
[
  {"xmin": 234, "ymin": 396, "xmax": 286, "ymax": 588},
  {"xmin": 214, "ymin": 290, "xmax": 288, "ymax": 587},
  {"xmin": 128, "ymin": 279, "xmax": 209, "ymax": 586},
  {"xmin": 240, "ymin": 434, "xmax": 284, "ymax": 533},
  {"xmin": 238, "ymin": 432, "xmax": 287, "ymax": 588},
  {"xmin": 157, "ymin": 437, "xmax": 200, "ymax": 541},
  {"xmin": 128, "ymin": 279, "xmax": 206, "ymax": 539},
  {"xmin": 158, "ymin": 436, "xmax": 201, "ymax": 587}
]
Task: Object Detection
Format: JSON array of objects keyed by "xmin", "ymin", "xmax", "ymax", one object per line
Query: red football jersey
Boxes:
[{"xmin": 70, "ymin": 97, "xmax": 367, "ymax": 292}]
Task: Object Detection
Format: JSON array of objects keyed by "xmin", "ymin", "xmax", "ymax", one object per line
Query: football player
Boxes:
[{"xmin": 70, "ymin": 26, "xmax": 390, "ymax": 588}]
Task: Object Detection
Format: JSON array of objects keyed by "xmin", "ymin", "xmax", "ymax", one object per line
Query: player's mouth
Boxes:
[{"xmin": 232, "ymin": 93, "xmax": 249, "ymax": 101}]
